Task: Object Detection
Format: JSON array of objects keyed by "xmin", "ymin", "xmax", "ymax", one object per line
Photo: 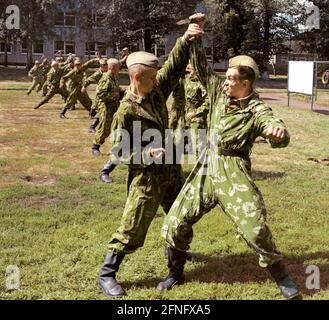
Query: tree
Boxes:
[
  {"xmin": 298, "ymin": 0, "xmax": 329, "ymax": 60},
  {"xmin": 204, "ymin": 0, "xmax": 301, "ymax": 73},
  {"xmin": 98, "ymin": 0, "xmax": 199, "ymax": 54},
  {"xmin": 12, "ymin": 0, "xmax": 56, "ymax": 69}
]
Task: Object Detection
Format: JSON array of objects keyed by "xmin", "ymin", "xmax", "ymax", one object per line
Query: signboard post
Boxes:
[{"xmin": 288, "ymin": 61, "xmax": 315, "ymax": 111}]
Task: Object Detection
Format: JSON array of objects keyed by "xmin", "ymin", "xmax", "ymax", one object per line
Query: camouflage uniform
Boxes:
[
  {"xmin": 40, "ymin": 60, "xmax": 51, "ymax": 96},
  {"xmin": 106, "ymin": 37, "xmax": 191, "ymax": 255},
  {"xmin": 33, "ymin": 65, "xmax": 69, "ymax": 109},
  {"xmin": 61, "ymin": 59, "xmax": 99, "ymax": 114},
  {"xmin": 93, "ymin": 73, "xmax": 124, "ymax": 148},
  {"xmin": 83, "ymin": 69, "xmax": 104, "ymax": 114},
  {"xmin": 170, "ymin": 73, "xmax": 209, "ymax": 131},
  {"xmin": 162, "ymin": 39, "xmax": 290, "ymax": 268},
  {"xmin": 27, "ymin": 64, "xmax": 44, "ymax": 95}
]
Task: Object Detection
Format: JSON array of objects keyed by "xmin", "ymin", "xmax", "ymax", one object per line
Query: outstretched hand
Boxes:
[
  {"xmin": 183, "ymin": 13, "xmax": 206, "ymax": 42},
  {"xmin": 262, "ymin": 127, "xmax": 288, "ymax": 142}
]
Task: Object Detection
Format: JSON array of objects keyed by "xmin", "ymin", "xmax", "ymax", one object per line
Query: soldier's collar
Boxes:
[
  {"xmin": 228, "ymin": 91, "xmax": 256, "ymax": 109},
  {"xmin": 126, "ymin": 87, "xmax": 148, "ymax": 104}
]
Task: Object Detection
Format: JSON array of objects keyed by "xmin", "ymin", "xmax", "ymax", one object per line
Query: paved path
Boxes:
[{"xmin": 259, "ymin": 92, "xmax": 329, "ymax": 116}]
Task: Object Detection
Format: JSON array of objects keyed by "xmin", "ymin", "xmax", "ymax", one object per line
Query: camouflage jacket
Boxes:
[
  {"xmin": 62, "ymin": 59, "xmax": 99, "ymax": 88},
  {"xmin": 28, "ymin": 65, "xmax": 44, "ymax": 79},
  {"xmin": 190, "ymin": 39, "xmax": 290, "ymax": 155},
  {"xmin": 83, "ymin": 69, "xmax": 104, "ymax": 88},
  {"xmin": 109, "ymin": 37, "xmax": 191, "ymax": 167},
  {"xmin": 96, "ymin": 73, "xmax": 124, "ymax": 106},
  {"xmin": 47, "ymin": 67, "xmax": 66, "ymax": 86},
  {"xmin": 172, "ymin": 73, "xmax": 209, "ymax": 127}
]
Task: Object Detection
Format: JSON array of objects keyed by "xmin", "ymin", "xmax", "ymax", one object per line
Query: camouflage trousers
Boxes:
[
  {"xmin": 37, "ymin": 85, "xmax": 68, "ymax": 107},
  {"xmin": 108, "ymin": 164, "xmax": 185, "ymax": 255},
  {"xmin": 27, "ymin": 77, "xmax": 45, "ymax": 95},
  {"xmin": 91, "ymin": 96, "xmax": 100, "ymax": 114},
  {"xmin": 93, "ymin": 101, "xmax": 117, "ymax": 146},
  {"xmin": 64, "ymin": 86, "xmax": 92, "ymax": 112},
  {"xmin": 162, "ymin": 149, "xmax": 283, "ymax": 268}
]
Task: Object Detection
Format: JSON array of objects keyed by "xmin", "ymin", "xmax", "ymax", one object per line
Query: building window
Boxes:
[
  {"xmin": 54, "ymin": 41, "xmax": 75, "ymax": 55},
  {"xmin": 94, "ymin": 12, "xmax": 106, "ymax": 28},
  {"xmin": 0, "ymin": 41, "xmax": 12, "ymax": 53},
  {"xmin": 55, "ymin": 12, "xmax": 76, "ymax": 27},
  {"xmin": 21, "ymin": 40, "xmax": 43, "ymax": 54},
  {"xmin": 85, "ymin": 42, "xmax": 106, "ymax": 56},
  {"xmin": 33, "ymin": 41, "xmax": 44, "ymax": 54},
  {"xmin": 55, "ymin": 12, "xmax": 65, "ymax": 26},
  {"xmin": 65, "ymin": 13, "xmax": 76, "ymax": 26}
]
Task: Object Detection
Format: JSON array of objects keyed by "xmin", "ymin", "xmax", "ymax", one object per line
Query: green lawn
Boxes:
[{"xmin": 0, "ymin": 89, "xmax": 328, "ymax": 300}]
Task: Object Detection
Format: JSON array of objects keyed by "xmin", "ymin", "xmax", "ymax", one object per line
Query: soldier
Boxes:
[
  {"xmin": 33, "ymin": 60, "xmax": 69, "ymax": 110},
  {"xmin": 158, "ymin": 14, "xmax": 301, "ymax": 300},
  {"xmin": 59, "ymin": 57, "xmax": 99, "ymax": 119},
  {"xmin": 27, "ymin": 60, "xmax": 44, "ymax": 95},
  {"xmin": 170, "ymin": 62, "xmax": 209, "ymax": 157},
  {"xmin": 91, "ymin": 58, "xmax": 124, "ymax": 157},
  {"xmin": 119, "ymin": 47, "xmax": 129, "ymax": 69},
  {"xmin": 97, "ymin": 21, "xmax": 204, "ymax": 298},
  {"xmin": 40, "ymin": 57, "xmax": 51, "ymax": 97},
  {"xmin": 82, "ymin": 58, "xmax": 108, "ymax": 133}
]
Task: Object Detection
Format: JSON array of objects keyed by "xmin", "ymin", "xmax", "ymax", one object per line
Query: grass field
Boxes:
[{"xmin": 0, "ymin": 86, "xmax": 328, "ymax": 300}]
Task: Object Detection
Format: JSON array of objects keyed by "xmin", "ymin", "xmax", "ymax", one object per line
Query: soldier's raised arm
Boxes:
[{"xmin": 156, "ymin": 14, "xmax": 204, "ymax": 100}]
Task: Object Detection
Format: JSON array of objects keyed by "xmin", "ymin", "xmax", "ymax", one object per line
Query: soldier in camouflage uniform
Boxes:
[
  {"xmin": 33, "ymin": 60, "xmax": 70, "ymax": 110},
  {"xmin": 59, "ymin": 57, "xmax": 100, "ymax": 119},
  {"xmin": 82, "ymin": 58, "xmax": 108, "ymax": 133},
  {"xmin": 98, "ymin": 22, "xmax": 204, "ymax": 298},
  {"xmin": 91, "ymin": 58, "xmax": 124, "ymax": 157},
  {"xmin": 27, "ymin": 60, "xmax": 44, "ymax": 95},
  {"xmin": 40, "ymin": 58, "xmax": 51, "ymax": 96},
  {"xmin": 170, "ymin": 63, "xmax": 209, "ymax": 131},
  {"xmin": 170, "ymin": 62, "xmax": 209, "ymax": 158},
  {"xmin": 158, "ymin": 14, "xmax": 300, "ymax": 300}
]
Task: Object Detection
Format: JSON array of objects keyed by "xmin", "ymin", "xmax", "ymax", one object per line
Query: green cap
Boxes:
[
  {"xmin": 107, "ymin": 58, "xmax": 120, "ymax": 66},
  {"xmin": 229, "ymin": 55, "xmax": 260, "ymax": 79},
  {"xmin": 126, "ymin": 51, "xmax": 159, "ymax": 69},
  {"xmin": 74, "ymin": 58, "xmax": 82, "ymax": 65}
]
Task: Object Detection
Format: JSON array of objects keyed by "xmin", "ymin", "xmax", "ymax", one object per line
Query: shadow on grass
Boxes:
[
  {"xmin": 122, "ymin": 251, "xmax": 328, "ymax": 299},
  {"xmin": 315, "ymin": 109, "xmax": 329, "ymax": 116},
  {"xmin": 252, "ymin": 170, "xmax": 286, "ymax": 181}
]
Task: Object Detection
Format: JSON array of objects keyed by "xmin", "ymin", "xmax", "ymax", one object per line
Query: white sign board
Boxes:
[{"xmin": 288, "ymin": 61, "xmax": 314, "ymax": 95}]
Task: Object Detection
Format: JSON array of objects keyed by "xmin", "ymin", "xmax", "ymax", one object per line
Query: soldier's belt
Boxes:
[{"xmin": 219, "ymin": 148, "xmax": 249, "ymax": 159}]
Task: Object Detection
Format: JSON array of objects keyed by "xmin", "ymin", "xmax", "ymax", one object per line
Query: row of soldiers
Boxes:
[{"xmin": 27, "ymin": 49, "xmax": 209, "ymax": 161}]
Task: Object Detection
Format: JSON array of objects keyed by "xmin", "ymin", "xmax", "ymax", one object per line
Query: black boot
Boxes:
[
  {"xmin": 267, "ymin": 261, "xmax": 301, "ymax": 300},
  {"xmin": 34, "ymin": 102, "xmax": 43, "ymax": 110},
  {"xmin": 157, "ymin": 246, "xmax": 186, "ymax": 291},
  {"xmin": 99, "ymin": 253, "xmax": 125, "ymax": 298},
  {"xmin": 88, "ymin": 117, "xmax": 99, "ymax": 134},
  {"xmin": 59, "ymin": 107, "xmax": 68, "ymax": 119},
  {"xmin": 92, "ymin": 144, "xmax": 101, "ymax": 157},
  {"xmin": 163, "ymin": 245, "xmax": 196, "ymax": 261},
  {"xmin": 99, "ymin": 160, "xmax": 116, "ymax": 183}
]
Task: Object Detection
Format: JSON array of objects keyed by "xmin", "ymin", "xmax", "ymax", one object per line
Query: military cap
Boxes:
[
  {"xmin": 229, "ymin": 55, "xmax": 260, "ymax": 79},
  {"xmin": 55, "ymin": 57, "xmax": 64, "ymax": 62},
  {"xmin": 74, "ymin": 58, "xmax": 82, "ymax": 65},
  {"xmin": 99, "ymin": 58, "xmax": 108, "ymax": 65},
  {"xmin": 107, "ymin": 58, "xmax": 119, "ymax": 66},
  {"xmin": 126, "ymin": 52, "xmax": 159, "ymax": 69}
]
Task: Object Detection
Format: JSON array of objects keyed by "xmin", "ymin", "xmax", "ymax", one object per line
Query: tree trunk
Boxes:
[
  {"xmin": 4, "ymin": 35, "xmax": 8, "ymax": 67},
  {"xmin": 27, "ymin": 36, "xmax": 33, "ymax": 70},
  {"xmin": 262, "ymin": 9, "xmax": 271, "ymax": 73}
]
